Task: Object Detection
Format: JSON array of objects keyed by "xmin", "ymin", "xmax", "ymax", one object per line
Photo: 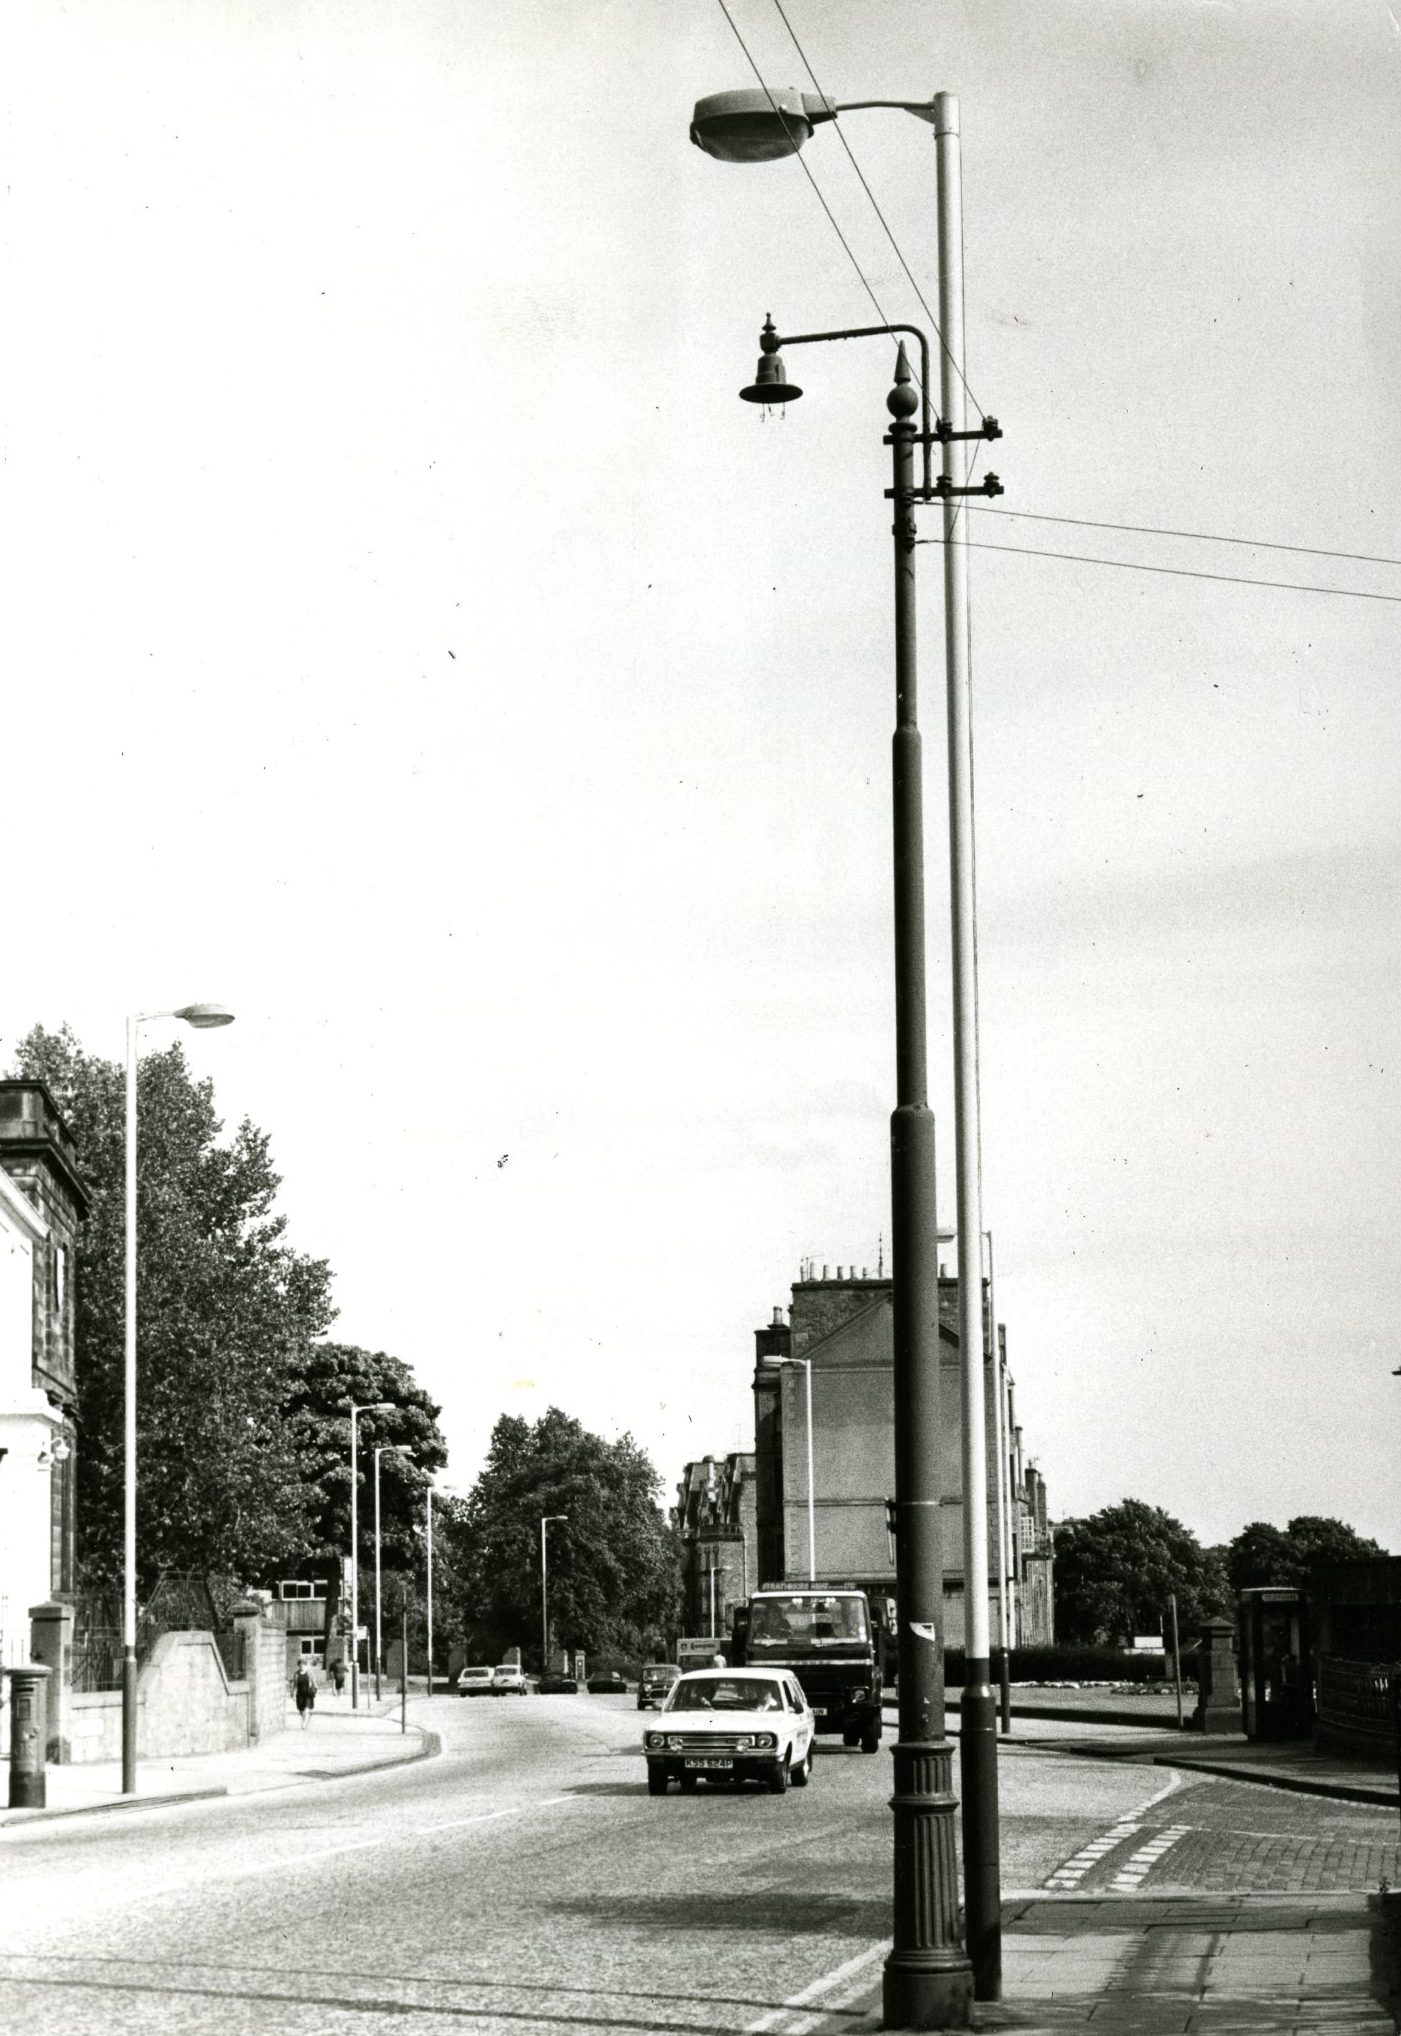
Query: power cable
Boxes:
[
  {"xmin": 767, "ymin": 0, "xmax": 984, "ymax": 424},
  {"xmin": 713, "ymin": 0, "xmax": 899, "ymax": 338},
  {"xmin": 916, "ymin": 533, "xmax": 1401, "ymax": 605},
  {"xmin": 978, "ymin": 506, "xmax": 1401, "ymax": 574}
]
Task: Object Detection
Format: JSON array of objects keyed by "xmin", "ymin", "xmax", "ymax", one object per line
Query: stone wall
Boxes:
[{"xmin": 62, "ymin": 1622, "xmax": 287, "ymax": 1764}]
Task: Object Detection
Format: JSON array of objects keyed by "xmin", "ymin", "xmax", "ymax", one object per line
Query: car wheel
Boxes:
[
  {"xmin": 767, "ymin": 1758, "xmax": 789, "ymax": 1795},
  {"xmin": 647, "ymin": 1767, "xmax": 668, "ymax": 1796},
  {"xmin": 790, "ymin": 1747, "xmax": 812, "ymax": 1788},
  {"xmin": 679, "ymin": 1771, "xmax": 699, "ymax": 1794}
]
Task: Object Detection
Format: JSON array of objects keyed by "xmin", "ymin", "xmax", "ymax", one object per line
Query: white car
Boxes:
[
  {"xmin": 491, "ymin": 1663, "xmax": 529, "ymax": 1696},
  {"xmin": 641, "ymin": 1666, "xmax": 815, "ymax": 1795},
  {"xmin": 457, "ymin": 1665, "xmax": 494, "ymax": 1697}
]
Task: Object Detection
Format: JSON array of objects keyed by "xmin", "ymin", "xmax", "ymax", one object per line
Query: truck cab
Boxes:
[{"xmin": 731, "ymin": 1588, "xmax": 885, "ymax": 1751}]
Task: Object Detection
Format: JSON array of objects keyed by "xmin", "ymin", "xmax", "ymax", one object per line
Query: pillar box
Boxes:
[
  {"xmin": 4, "ymin": 1665, "xmax": 53, "ymax": 1808},
  {"xmin": 1193, "ymin": 1616, "xmax": 1240, "ymax": 1735},
  {"xmin": 30, "ymin": 1601, "xmax": 74, "ymax": 1762}
]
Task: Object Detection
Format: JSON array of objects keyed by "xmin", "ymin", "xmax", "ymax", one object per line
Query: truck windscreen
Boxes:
[{"xmin": 749, "ymin": 1596, "xmax": 868, "ymax": 1645}]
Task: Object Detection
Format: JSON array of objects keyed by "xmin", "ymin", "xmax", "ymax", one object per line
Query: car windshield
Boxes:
[
  {"xmin": 667, "ymin": 1677, "xmax": 785, "ymax": 1713},
  {"xmin": 748, "ymin": 1596, "xmax": 868, "ymax": 1645}
]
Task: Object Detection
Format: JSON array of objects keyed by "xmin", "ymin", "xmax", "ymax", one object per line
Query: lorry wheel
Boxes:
[
  {"xmin": 842, "ymin": 1727, "xmax": 859, "ymax": 1748},
  {"xmin": 860, "ymin": 1726, "xmax": 882, "ymax": 1754},
  {"xmin": 647, "ymin": 1767, "xmax": 668, "ymax": 1796},
  {"xmin": 767, "ymin": 1758, "xmax": 789, "ymax": 1794}
]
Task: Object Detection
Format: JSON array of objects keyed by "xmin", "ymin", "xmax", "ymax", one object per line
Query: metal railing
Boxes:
[{"xmin": 1315, "ymin": 1654, "xmax": 1401, "ymax": 1749}]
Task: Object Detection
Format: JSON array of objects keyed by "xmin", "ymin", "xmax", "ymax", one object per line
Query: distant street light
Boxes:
[
  {"xmin": 347, "ymin": 1400, "xmax": 393, "ymax": 1708},
  {"xmin": 540, "ymin": 1514, "xmax": 568, "ymax": 1673},
  {"xmin": 762, "ymin": 1355, "xmax": 815, "ymax": 1582},
  {"xmin": 123, "ymin": 1002, "xmax": 234, "ymax": 1797},
  {"xmin": 425, "ymin": 1479, "xmax": 436, "ymax": 1695},
  {"xmin": 690, "ymin": 75, "xmax": 1001, "ymax": 2026},
  {"xmin": 374, "ymin": 1443, "xmax": 412, "ymax": 1701}
]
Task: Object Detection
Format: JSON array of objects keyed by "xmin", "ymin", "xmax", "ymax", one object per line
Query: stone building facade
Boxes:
[
  {"xmin": 678, "ymin": 1259, "xmax": 1054, "ymax": 1653},
  {"xmin": 0, "ymin": 1081, "xmax": 88, "ymax": 1659}
]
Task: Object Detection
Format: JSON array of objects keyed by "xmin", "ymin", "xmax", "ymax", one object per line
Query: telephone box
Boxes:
[{"xmin": 1238, "ymin": 1586, "xmax": 1311, "ymax": 1740}]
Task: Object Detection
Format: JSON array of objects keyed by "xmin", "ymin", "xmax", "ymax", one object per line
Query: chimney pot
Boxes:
[{"xmin": 771, "ymin": 1305, "xmax": 783, "ymax": 1326}]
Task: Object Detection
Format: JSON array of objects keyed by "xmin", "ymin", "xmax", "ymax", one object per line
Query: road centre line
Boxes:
[{"xmin": 743, "ymin": 1943, "xmax": 886, "ymax": 2034}]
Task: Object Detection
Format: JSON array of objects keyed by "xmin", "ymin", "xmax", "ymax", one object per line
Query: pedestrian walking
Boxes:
[
  {"xmin": 294, "ymin": 1661, "xmax": 317, "ymax": 1729},
  {"xmin": 329, "ymin": 1657, "xmax": 346, "ymax": 1696}
]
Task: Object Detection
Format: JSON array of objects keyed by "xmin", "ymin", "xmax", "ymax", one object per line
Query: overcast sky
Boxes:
[{"xmin": 6, "ymin": 0, "xmax": 1399, "ymax": 1551}]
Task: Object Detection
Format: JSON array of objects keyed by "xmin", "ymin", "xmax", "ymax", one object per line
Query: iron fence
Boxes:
[{"xmin": 1315, "ymin": 1654, "xmax": 1401, "ymax": 1749}]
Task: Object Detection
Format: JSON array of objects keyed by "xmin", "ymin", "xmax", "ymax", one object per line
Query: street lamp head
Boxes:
[
  {"xmin": 740, "ymin": 316, "xmax": 802, "ymax": 406},
  {"xmin": 173, "ymin": 1003, "xmax": 235, "ymax": 1029},
  {"xmin": 691, "ymin": 87, "xmax": 836, "ymax": 162}
]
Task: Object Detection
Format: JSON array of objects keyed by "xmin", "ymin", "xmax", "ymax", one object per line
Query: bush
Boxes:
[{"xmin": 931, "ymin": 1644, "xmax": 1195, "ymax": 1687}]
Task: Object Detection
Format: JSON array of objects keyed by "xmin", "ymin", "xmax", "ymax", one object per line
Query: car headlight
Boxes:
[
  {"xmin": 645, "ymin": 1733, "xmax": 665, "ymax": 1749},
  {"xmin": 734, "ymin": 1734, "xmax": 754, "ymax": 1750},
  {"xmin": 667, "ymin": 1735, "xmax": 686, "ymax": 1751},
  {"xmin": 849, "ymin": 1685, "xmax": 870, "ymax": 1701},
  {"xmin": 753, "ymin": 1732, "xmax": 777, "ymax": 1750}
]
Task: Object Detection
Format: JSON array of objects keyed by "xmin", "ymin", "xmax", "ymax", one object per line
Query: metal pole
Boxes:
[
  {"xmin": 374, "ymin": 1449, "xmax": 383, "ymax": 1704},
  {"xmin": 401, "ymin": 1594, "xmax": 407, "ymax": 1734},
  {"xmin": 987, "ymin": 1235, "xmax": 1010, "ymax": 1737},
  {"xmin": 541, "ymin": 1516, "xmax": 549, "ymax": 1672},
  {"xmin": 426, "ymin": 1486, "xmax": 434, "ymax": 1696},
  {"xmin": 937, "ymin": 91, "xmax": 1000, "ymax": 2004},
  {"xmin": 1170, "ymin": 1593, "xmax": 1184, "ymax": 1730},
  {"xmin": 882, "ymin": 342, "xmax": 972, "ymax": 2032},
  {"xmin": 803, "ymin": 1359, "xmax": 816, "ymax": 1583},
  {"xmin": 349, "ymin": 1409, "xmax": 360, "ymax": 1709},
  {"xmin": 121, "ymin": 1016, "xmax": 139, "ymax": 1796}
]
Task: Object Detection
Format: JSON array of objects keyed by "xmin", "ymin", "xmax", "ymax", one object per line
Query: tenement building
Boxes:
[
  {"xmin": 0, "ymin": 1081, "xmax": 88, "ymax": 1661},
  {"xmin": 678, "ymin": 1257, "xmax": 1053, "ymax": 1652}
]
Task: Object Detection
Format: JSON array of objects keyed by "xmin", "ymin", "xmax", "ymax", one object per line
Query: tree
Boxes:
[
  {"xmin": 10, "ymin": 1023, "xmax": 334, "ymax": 1594},
  {"xmin": 280, "ymin": 1340, "xmax": 448, "ymax": 1640},
  {"xmin": 1226, "ymin": 1516, "xmax": 1386, "ymax": 1596},
  {"xmin": 1053, "ymin": 1499, "xmax": 1228, "ymax": 1647},
  {"xmin": 457, "ymin": 1408, "xmax": 681, "ymax": 1669}
]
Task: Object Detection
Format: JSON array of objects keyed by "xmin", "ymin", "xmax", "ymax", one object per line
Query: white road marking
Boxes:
[
  {"xmin": 744, "ymin": 1942, "xmax": 886, "ymax": 2034},
  {"xmin": 1107, "ymin": 1822, "xmax": 1192, "ymax": 1890},
  {"xmin": 1041, "ymin": 1767, "xmax": 1185, "ymax": 1889}
]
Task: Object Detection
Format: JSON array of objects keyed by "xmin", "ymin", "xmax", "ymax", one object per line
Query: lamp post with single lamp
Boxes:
[
  {"xmin": 374, "ymin": 1443, "xmax": 412, "ymax": 1700},
  {"xmin": 348, "ymin": 1401, "xmax": 393, "ymax": 1707},
  {"xmin": 122, "ymin": 1002, "xmax": 234, "ymax": 1797},
  {"xmin": 541, "ymin": 1514, "xmax": 568, "ymax": 1674}
]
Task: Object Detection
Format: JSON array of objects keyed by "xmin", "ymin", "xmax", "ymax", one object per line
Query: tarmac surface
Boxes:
[{"xmin": 2, "ymin": 1685, "xmax": 1397, "ymax": 2032}]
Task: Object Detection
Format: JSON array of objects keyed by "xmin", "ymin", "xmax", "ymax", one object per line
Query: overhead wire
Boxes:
[
  {"xmin": 915, "ymin": 534, "xmax": 1401, "ymax": 605},
  {"xmin": 975, "ymin": 507, "xmax": 1401, "ymax": 574}
]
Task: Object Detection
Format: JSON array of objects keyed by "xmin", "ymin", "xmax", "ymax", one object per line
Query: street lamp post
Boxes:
[
  {"xmin": 762, "ymin": 1354, "xmax": 815, "ymax": 1582},
  {"xmin": 540, "ymin": 1514, "xmax": 567, "ymax": 1674},
  {"xmin": 348, "ymin": 1400, "xmax": 393, "ymax": 1709},
  {"xmin": 425, "ymin": 1481, "xmax": 435, "ymax": 1695},
  {"xmin": 691, "ymin": 79, "xmax": 1002, "ymax": 2023},
  {"xmin": 122, "ymin": 1002, "xmax": 234, "ymax": 1797},
  {"xmin": 374, "ymin": 1443, "xmax": 412, "ymax": 1701}
]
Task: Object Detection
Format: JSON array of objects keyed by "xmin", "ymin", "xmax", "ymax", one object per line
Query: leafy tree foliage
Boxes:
[
  {"xmin": 280, "ymin": 1341, "xmax": 448, "ymax": 1619},
  {"xmin": 11, "ymin": 1024, "xmax": 334, "ymax": 1594},
  {"xmin": 1053, "ymin": 1499, "xmax": 1228, "ymax": 1647},
  {"xmin": 457, "ymin": 1408, "xmax": 681, "ymax": 1669},
  {"xmin": 1225, "ymin": 1516, "xmax": 1387, "ymax": 1596}
]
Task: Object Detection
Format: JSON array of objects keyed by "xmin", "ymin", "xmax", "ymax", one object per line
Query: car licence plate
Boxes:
[
  {"xmin": 684, "ymin": 1756, "xmax": 733, "ymax": 1770},
  {"xmin": 811, "ymin": 1706, "xmax": 827, "ymax": 1717}
]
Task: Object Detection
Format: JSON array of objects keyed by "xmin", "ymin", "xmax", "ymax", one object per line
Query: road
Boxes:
[{"xmin": 1, "ymin": 1695, "xmax": 1395, "ymax": 2033}]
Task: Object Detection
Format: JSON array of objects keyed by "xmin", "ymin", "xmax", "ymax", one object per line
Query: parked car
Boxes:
[
  {"xmin": 491, "ymin": 1663, "xmax": 530, "ymax": 1696},
  {"xmin": 641, "ymin": 1667, "xmax": 815, "ymax": 1796},
  {"xmin": 538, "ymin": 1672, "xmax": 579, "ymax": 1694},
  {"xmin": 457, "ymin": 1665, "xmax": 495, "ymax": 1697},
  {"xmin": 586, "ymin": 1670, "xmax": 628, "ymax": 1694},
  {"xmin": 636, "ymin": 1662, "xmax": 681, "ymax": 1710}
]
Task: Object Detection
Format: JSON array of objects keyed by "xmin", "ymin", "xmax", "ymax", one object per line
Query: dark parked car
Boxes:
[
  {"xmin": 586, "ymin": 1670, "xmax": 628, "ymax": 1694},
  {"xmin": 637, "ymin": 1663, "xmax": 681, "ymax": 1710},
  {"xmin": 538, "ymin": 1672, "xmax": 579, "ymax": 1694}
]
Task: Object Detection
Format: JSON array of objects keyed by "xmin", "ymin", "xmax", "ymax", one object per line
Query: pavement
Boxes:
[{"xmin": 0, "ymin": 1686, "xmax": 435, "ymax": 1825}]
